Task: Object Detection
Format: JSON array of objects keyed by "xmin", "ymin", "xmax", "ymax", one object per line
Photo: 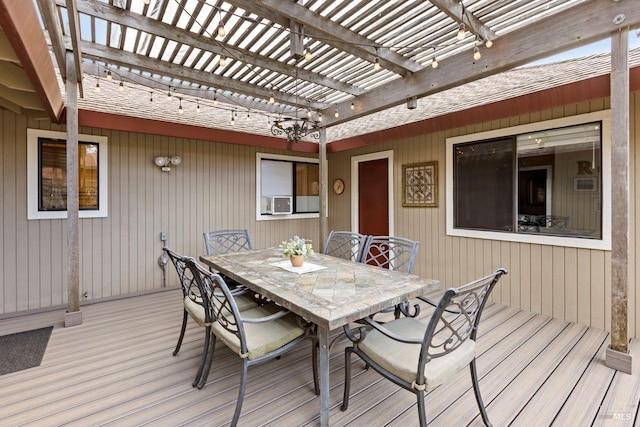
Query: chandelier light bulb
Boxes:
[
  {"xmin": 219, "ymin": 56, "xmax": 226, "ymax": 67},
  {"xmin": 473, "ymin": 46, "xmax": 481, "ymax": 61},
  {"xmin": 457, "ymin": 24, "xmax": 466, "ymax": 41},
  {"xmin": 217, "ymin": 22, "xmax": 226, "ymax": 38},
  {"xmin": 106, "ymin": 70, "xmax": 112, "ymax": 80},
  {"xmin": 485, "ymin": 39, "xmax": 493, "ymax": 48}
]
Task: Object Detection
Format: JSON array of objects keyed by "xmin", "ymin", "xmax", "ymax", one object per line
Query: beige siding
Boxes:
[
  {"xmin": 329, "ymin": 95, "xmax": 640, "ymax": 338},
  {"xmin": 0, "ymin": 114, "xmax": 319, "ymax": 315}
]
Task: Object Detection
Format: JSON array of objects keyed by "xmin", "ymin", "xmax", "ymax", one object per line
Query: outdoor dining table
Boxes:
[{"xmin": 200, "ymin": 247, "xmax": 440, "ymax": 427}]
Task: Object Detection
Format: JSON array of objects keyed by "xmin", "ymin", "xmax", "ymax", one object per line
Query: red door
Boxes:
[{"xmin": 358, "ymin": 158, "xmax": 389, "ymax": 236}]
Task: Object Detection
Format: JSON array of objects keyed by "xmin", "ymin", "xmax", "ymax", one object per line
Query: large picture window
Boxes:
[
  {"xmin": 27, "ymin": 129, "xmax": 108, "ymax": 220},
  {"xmin": 446, "ymin": 111, "xmax": 611, "ymax": 250},
  {"xmin": 256, "ymin": 153, "xmax": 319, "ymax": 220}
]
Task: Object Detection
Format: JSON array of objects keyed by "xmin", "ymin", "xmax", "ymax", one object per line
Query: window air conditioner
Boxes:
[{"xmin": 266, "ymin": 196, "xmax": 292, "ymax": 215}]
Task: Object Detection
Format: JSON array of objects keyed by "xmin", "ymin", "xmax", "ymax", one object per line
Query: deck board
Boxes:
[{"xmin": 0, "ymin": 289, "xmax": 638, "ymax": 427}]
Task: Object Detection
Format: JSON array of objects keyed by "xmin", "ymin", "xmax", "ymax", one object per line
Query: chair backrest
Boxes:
[
  {"xmin": 164, "ymin": 248, "xmax": 213, "ymax": 321},
  {"xmin": 184, "ymin": 257, "xmax": 248, "ymax": 355},
  {"xmin": 203, "ymin": 229, "xmax": 253, "ymax": 255},
  {"xmin": 323, "ymin": 231, "xmax": 369, "ymax": 262},
  {"xmin": 420, "ymin": 268, "xmax": 507, "ymax": 369},
  {"xmin": 360, "ymin": 235, "xmax": 420, "ymax": 273}
]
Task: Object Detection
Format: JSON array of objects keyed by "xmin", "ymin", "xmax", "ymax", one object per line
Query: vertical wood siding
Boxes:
[
  {"xmin": 328, "ymin": 95, "xmax": 638, "ymax": 338},
  {"xmin": 0, "ymin": 116, "xmax": 318, "ymax": 315}
]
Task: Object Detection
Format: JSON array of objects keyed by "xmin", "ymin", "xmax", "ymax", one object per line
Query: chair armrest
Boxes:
[
  {"xmin": 344, "ymin": 317, "xmax": 423, "ymax": 345},
  {"xmin": 241, "ymin": 309, "xmax": 290, "ymax": 324}
]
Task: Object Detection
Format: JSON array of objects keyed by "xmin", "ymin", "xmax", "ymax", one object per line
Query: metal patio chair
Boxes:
[
  {"xmin": 203, "ymin": 228, "xmax": 253, "ymax": 255},
  {"xmin": 341, "ymin": 268, "xmax": 508, "ymax": 427},
  {"xmin": 164, "ymin": 247, "xmax": 258, "ymax": 389},
  {"xmin": 323, "ymin": 230, "xmax": 369, "ymax": 262},
  {"xmin": 185, "ymin": 258, "xmax": 319, "ymax": 426},
  {"xmin": 360, "ymin": 235, "xmax": 420, "ymax": 318}
]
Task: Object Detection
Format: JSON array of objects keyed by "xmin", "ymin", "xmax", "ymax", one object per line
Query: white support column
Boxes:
[
  {"xmin": 64, "ymin": 49, "xmax": 82, "ymax": 327},
  {"xmin": 319, "ymin": 128, "xmax": 328, "ymax": 251},
  {"xmin": 606, "ymin": 28, "xmax": 631, "ymax": 373}
]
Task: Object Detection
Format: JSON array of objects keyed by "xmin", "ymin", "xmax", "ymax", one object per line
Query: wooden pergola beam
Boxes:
[
  {"xmin": 63, "ymin": 0, "xmax": 363, "ymax": 97},
  {"xmin": 227, "ymin": 0, "xmax": 422, "ymax": 76},
  {"xmin": 0, "ymin": 0, "xmax": 64, "ymax": 121},
  {"xmin": 65, "ymin": 0, "xmax": 84, "ymax": 96},
  {"xmin": 321, "ymin": 0, "xmax": 640, "ymax": 127},
  {"xmin": 429, "ymin": 0, "xmax": 497, "ymax": 43}
]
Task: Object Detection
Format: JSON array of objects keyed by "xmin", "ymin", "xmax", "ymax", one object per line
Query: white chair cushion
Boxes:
[
  {"xmin": 212, "ymin": 304, "xmax": 305, "ymax": 360},
  {"xmin": 359, "ymin": 317, "xmax": 476, "ymax": 391}
]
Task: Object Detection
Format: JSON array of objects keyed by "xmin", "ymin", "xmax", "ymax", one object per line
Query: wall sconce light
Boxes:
[{"xmin": 154, "ymin": 155, "xmax": 182, "ymax": 172}]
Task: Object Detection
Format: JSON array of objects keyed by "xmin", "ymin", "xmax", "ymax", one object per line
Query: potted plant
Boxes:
[{"xmin": 280, "ymin": 236, "xmax": 314, "ymax": 267}]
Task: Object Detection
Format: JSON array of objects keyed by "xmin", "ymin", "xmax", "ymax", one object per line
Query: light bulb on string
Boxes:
[
  {"xmin": 196, "ymin": 102, "xmax": 200, "ymax": 113},
  {"xmin": 269, "ymin": 92, "xmax": 275, "ymax": 105},
  {"xmin": 374, "ymin": 57, "xmax": 381, "ymax": 71},
  {"xmin": 457, "ymin": 23, "xmax": 466, "ymax": 41},
  {"xmin": 142, "ymin": 0, "xmax": 150, "ymax": 4},
  {"xmin": 485, "ymin": 39, "xmax": 493, "ymax": 48},
  {"xmin": 217, "ymin": 22, "xmax": 226, "ymax": 38},
  {"xmin": 230, "ymin": 111, "xmax": 235, "ymax": 125},
  {"xmin": 318, "ymin": 112, "xmax": 323, "ymax": 122},
  {"xmin": 213, "ymin": 90, "xmax": 218, "ymax": 105},
  {"xmin": 106, "ymin": 70, "xmax": 112, "ymax": 80},
  {"xmin": 473, "ymin": 46, "xmax": 481, "ymax": 61},
  {"xmin": 167, "ymin": 88, "xmax": 172, "ymax": 99},
  {"xmin": 431, "ymin": 55, "xmax": 438, "ymax": 69},
  {"xmin": 307, "ymin": 110, "xmax": 312, "ymax": 118},
  {"xmin": 118, "ymin": 81, "xmax": 124, "ymax": 92},
  {"xmin": 94, "ymin": 79, "xmax": 100, "ymax": 93},
  {"xmin": 334, "ymin": 107, "xmax": 339, "ymax": 118},
  {"xmin": 350, "ymin": 102, "xmax": 355, "ymax": 110},
  {"xmin": 178, "ymin": 99, "xmax": 183, "ymax": 115},
  {"xmin": 219, "ymin": 56, "xmax": 226, "ymax": 67},
  {"xmin": 305, "ymin": 47, "xmax": 312, "ymax": 62},
  {"xmin": 150, "ymin": 91, "xmax": 153, "ymax": 102}
]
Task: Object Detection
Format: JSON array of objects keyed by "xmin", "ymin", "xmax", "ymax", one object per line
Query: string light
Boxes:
[
  {"xmin": 307, "ymin": 110, "xmax": 312, "ymax": 118},
  {"xmin": 217, "ymin": 21, "xmax": 226, "ymax": 38},
  {"xmin": 213, "ymin": 90, "xmax": 218, "ymax": 105},
  {"xmin": 94, "ymin": 79, "xmax": 100, "ymax": 93},
  {"xmin": 318, "ymin": 112, "xmax": 323, "ymax": 122},
  {"xmin": 118, "ymin": 81, "xmax": 124, "ymax": 92},
  {"xmin": 457, "ymin": 23, "xmax": 466, "ymax": 41},
  {"xmin": 305, "ymin": 47, "xmax": 312, "ymax": 62},
  {"xmin": 431, "ymin": 47, "xmax": 438, "ymax": 69},
  {"xmin": 219, "ymin": 56, "xmax": 226, "ymax": 67},
  {"xmin": 485, "ymin": 39, "xmax": 493, "ymax": 48},
  {"xmin": 373, "ymin": 47, "xmax": 381, "ymax": 71},
  {"xmin": 350, "ymin": 102, "xmax": 355, "ymax": 110},
  {"xmin": 142, "ymin": 0, "xmax": 150, "ymax": 4},
  {"xmin": 178, "ymin": 98, "xmax": 183, "ymax": 115},
  {"xmin": 196, "ymin": 101, "xmax": 200, "ymax": 113},
  {"xmin": 106, "ymin": 70, "xmax": 112, "ymax": 80},
  {"xmin": 334, "ymin": 106, "xmax": 339, "ymax": 118},
  {"xmin": 230, "ymin": 110, "xmax": 235, "ymax": 125},
  {"xmin": 167, "ymin": 88, "xmax": 172, "ymax": 99},
  {"xmin": 473, "ymin": 46, "xmax": 481, "ymax": 61},
  {"xmin": 150, "ymin": 91, "xmax": 153, "ymax": 102},
  {"xmin": 269, "ymin": 92, "xmax": 275, "ymax": 104}
]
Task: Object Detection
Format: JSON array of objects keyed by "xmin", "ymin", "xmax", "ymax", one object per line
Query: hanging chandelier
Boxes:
[
  {"xmin": 270, "ymin": 67, "xmax": 320, "ymax": 145},
  {"xmin": 271, "ymin": 116, "xmax": 320, "ymax": 143}
]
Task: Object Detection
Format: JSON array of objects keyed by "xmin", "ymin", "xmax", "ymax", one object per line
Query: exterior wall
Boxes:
[
  {"xmin": 328, "ymin": 95, "xmax": 640, "ymax": 338},
  {"xmin": 0, "ymin": 111, "xmax": 318, "ymax": 315}
]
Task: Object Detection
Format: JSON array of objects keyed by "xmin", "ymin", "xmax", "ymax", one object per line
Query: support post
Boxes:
[
  {"xmin": 319, "ymin": 128, "xmax": 328, "ymax": 252},
  {"xmin": 64, "ymin": 49, "xmax": 82, "ymax": 327},
  {"xmin": 607, "ymin": 28, "xmax": 631, "ymax": 373}
]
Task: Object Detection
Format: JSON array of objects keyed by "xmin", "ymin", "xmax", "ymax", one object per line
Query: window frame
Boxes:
[
  {"xmin": 256, "ymin": 152, "xmax": 319, "ymax": 221},
  {"xmin": 27, "ymin": 129, "xmax": 109, "ymax": 220},
  {"xmin": 446, "ymin": 111, "xmax": 611, "ymax": 250}
]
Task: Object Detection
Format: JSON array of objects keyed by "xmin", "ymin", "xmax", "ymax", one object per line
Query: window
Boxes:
[
  {"xmin": 446, "ymin": 111, "xmax": 611, "ymax": 250},
  {"xmin": 256, "ymin": 153, "xmax": 319, "ymax": 220},
  {"xmin": 27, "ymin": 129, "xmax": 108, "ymax": 220}
]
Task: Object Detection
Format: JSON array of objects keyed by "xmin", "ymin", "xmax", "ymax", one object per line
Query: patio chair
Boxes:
[
  {"xmin": 185, "ymin": 258, "xmax": 319, "ymax": 425},
  {"xmin": 360, "ymin": 235, "xmax": 420, "ymax": 318},
  {"xmin": 341, "ymin": 268, "xmax": 508, "ymax": 427},
  {"xmin": 164, "ymin": 247, "xmax": 258, "ymax": 389},
  {"xmin": 203, "ymin": 228, "xmax": 253, "ymax": 255},
  {"xmin": 323, "ymin": 230, "xmax": 369, "ymax": 262}
]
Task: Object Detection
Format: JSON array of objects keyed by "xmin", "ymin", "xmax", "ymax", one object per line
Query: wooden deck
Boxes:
[{"xmin": 0, "ymin": 289, "xmax": 638, "ymax": 426}]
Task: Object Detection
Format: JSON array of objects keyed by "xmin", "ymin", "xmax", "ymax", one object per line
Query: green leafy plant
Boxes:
[{"xmin": 280, "ymin": 236, "xmax": 314, "ymax": 257}]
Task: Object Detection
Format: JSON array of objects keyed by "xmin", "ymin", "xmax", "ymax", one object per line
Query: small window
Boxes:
[
  {"xmin": 446, "ymin": 111, "xmax": 611, "ymax": 250},
  {"xmin": 256, "ymin": 153, "xmax": 319, "ymax": 220},
  {"xmin": 27, "ymin": 129, "xmax": 108, "ymax": 220}
]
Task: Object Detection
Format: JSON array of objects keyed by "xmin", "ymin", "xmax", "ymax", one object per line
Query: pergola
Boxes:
[{"xmin": 0, "ymin": 0, "xmax": 638, "ymax": 373}]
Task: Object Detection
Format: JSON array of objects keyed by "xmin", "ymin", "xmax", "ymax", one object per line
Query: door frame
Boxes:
[{"xmin": 351, "ymin": 150, "xmax": 394, "ymax": 236}]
